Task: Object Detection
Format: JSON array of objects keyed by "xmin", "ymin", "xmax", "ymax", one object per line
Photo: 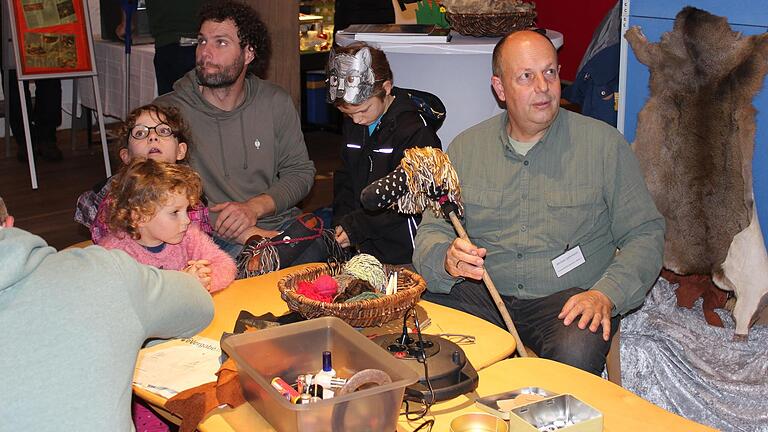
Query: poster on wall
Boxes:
[{"xmin": 5, "ymin": 0, "xmax": 96, "ymax": 78}]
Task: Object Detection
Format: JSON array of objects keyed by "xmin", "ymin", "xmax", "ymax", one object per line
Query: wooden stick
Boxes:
[{"xmin": 448, "ymin": 211, "xmax": 528, "ymax": 358}]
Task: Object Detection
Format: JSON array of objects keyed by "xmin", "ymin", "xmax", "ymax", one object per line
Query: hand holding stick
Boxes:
[
  {"xmin": 360, "ymin": 147, "xmax": 528, "ymax": 357},
  {"xmin": 445, "ymin": 208, "xmax": 528, "ymax": 357}
]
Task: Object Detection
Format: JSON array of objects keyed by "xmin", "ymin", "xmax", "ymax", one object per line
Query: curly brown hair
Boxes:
[
  {"xmin": 199, "ymin": 0, "xmax": 271, "ymax": 78},
  {"xmin": 107, "ymin": 159, "xmax": 203, "ymax": 240},
  {"xmin": 118, "ymin": 104, "xmax": 191, "ymax": 162},
  {"xmin": 327, "ymin": 42, "xmax": 393, "ymax": 108}
]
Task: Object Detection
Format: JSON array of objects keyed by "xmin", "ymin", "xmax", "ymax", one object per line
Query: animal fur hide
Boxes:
[
  {"xmin": 626, "ymin": 7, "xmax": 768, "ymax": 337},
  {"xmin": 627, "ymin": 7, "xmax": 768, "ymax": 275}
]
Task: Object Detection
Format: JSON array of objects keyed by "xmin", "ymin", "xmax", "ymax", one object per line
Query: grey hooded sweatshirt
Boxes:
[
  {"xmin": 0, "ymin": 228, "xmax": 213, "ymax": 431},
  {"xmin": 155, "ymin": 71, "xmax": 316, "ymax": 230}
]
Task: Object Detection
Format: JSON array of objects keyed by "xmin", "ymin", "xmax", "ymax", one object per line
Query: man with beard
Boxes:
[
  {"xmin": 413, "ymin": 30, "xmax": 665, "ymax": 375},
  {"xmin": 155, "ymin": 0, "xmax": 316, "ymax": 255}
]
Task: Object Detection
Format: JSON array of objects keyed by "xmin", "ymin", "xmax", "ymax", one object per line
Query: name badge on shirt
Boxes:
[{"xmin": 552, "ymin": 245, "xmax": 585, "ymax": 278}]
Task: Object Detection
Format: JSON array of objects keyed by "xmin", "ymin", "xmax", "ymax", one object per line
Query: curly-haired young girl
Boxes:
[{"xmin": 100, "ymin": 159, "xmax": 235, "ymax": 293}]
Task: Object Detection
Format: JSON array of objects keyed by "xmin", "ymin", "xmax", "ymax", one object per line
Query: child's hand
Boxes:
[
  {"xmin": 197, "ymin": 273, "xmax": 212, "ymax": 291},
  {"xmin": 184, "ymin": 260, "xmax": 213, "ymax": 291},
  {"xmin": 187, "ymin": 259, "xmax": 211, "ymax": 269},
  {"xmin": 335, "ymin": 226, "xmax": 351, "ymax": 248}
]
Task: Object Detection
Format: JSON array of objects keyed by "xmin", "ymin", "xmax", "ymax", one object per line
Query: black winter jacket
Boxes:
[{"xmin": 333, "ymin": 87, "xmax": 441, "ymax": 264}]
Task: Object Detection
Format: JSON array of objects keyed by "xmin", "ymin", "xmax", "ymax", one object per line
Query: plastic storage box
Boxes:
[{"xmin": 221, "ymin": 317, "xmax": 420, "ymax": 432}]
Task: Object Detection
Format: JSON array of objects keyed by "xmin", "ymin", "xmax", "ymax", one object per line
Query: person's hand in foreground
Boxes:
[
  {"xmin": 558, "ymin": 290, "xmax": 614, "ymax": 341},
  {"xmin": 444, "ymin": 237, "xmax": 487, "ymax": 280}
]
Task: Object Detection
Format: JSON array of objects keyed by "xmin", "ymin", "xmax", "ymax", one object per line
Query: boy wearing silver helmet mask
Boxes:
[
  {"xmin": 326, "ymin": 42, "xmax": 443, "ymax": 265},
  {"xmin": 326, "ymin": 47, "xmax": 377, "ymax": 105}
]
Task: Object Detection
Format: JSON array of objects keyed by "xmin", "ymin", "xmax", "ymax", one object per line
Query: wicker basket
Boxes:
[
  {"xmin": 278, "ymin": 263, "xmax": 426, "ymax": 327},
  {"xmin": 446, "ymin": 11, "xmax": 537, "ymax": 37}
]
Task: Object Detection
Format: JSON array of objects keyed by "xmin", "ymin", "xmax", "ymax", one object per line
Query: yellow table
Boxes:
[
  {"xmin": 399, "ymin": 358, "xmax": 717, "ymax": 432},
  {"xmin": 135, "ymin": 266, "xmax": 713, "ymax": 432},
  {"xmin": 151, "ymin": 359, "xmax": 718, "ymax": 432},
  {"xmin": 134, "ymin": 265, "xmax": 517, "ymax": 427}
]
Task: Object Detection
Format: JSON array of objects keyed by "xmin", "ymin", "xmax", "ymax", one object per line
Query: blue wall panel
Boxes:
[{"xmin": 629, "ymin": 0, "xmax": 768, "ymax": 26}]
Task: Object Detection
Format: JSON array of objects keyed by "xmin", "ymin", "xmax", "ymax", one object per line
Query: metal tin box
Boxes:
[
  {"xmin": 508, "ymin": 394, "xmax": 603, "ymax": 432},
  {"xmin": 475, "ymin": 387, "xmax": 558, "ymax": 419}
]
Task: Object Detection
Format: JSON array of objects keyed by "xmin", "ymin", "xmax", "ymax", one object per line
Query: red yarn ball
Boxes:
[
  {"xmin": 312, "ymin": 275, "xmax": 339, "ymax": 297},
  {"xmin": 296, "ymin": 278, "xmax": 336, "ymax": 303}
]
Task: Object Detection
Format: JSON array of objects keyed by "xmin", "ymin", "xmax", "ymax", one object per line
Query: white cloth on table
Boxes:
[{"xmin": 78, "ymin": 40, "xmax": 157, "ymax": 119}]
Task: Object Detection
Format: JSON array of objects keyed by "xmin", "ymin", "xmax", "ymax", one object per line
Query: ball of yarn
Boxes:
[
  {"xmin": 344, "ymin": 291, "xmax": 383, "ymax": 303},
  {"xmin": 343, "ymin": 254, "xmax": 386, "ymax": 292},
  {"xmin": 333, "ymin": 273, "xmax": 357, "ymax": 292},
  {"xmin": 296, "ymin": 279, "xmax": 334, "ymax": 303},
  {"xmin": 313, "ymin": 274, "xmax": 339, "ymax": 297},
  {"xmin": 334, "ymin": 278, "xmax": 374, "ymax": 302}
]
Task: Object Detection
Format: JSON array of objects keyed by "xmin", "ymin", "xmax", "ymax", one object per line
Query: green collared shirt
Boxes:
[{"xmin": 413, "ymin": 109, "xmax": 665, "ymax": 315}]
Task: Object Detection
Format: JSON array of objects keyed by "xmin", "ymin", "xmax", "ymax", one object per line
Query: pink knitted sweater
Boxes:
[{"xmin": 100, "ymin": 224, "xmax": 236, "ymax": 293}]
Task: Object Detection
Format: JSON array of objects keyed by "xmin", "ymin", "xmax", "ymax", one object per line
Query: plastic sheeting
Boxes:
[{"xmin": 620, "ymin": 278, "xmax": 768, "ymax": 431}]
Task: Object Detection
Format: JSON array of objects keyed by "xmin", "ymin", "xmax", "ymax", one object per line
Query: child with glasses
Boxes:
[{"xmin": 75, "ymin": 104, "xmax": 213, "ymax": 243}]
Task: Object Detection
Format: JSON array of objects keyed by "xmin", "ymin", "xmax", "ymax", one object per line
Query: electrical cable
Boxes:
[
  {"xmin": 398, "ymin": 306, "xmax": 436, "ymax": 425},
  {"xmin": 411, "ymin": 418, "xmax": 434, "ymax": 432},
  {"xmin": 412, "ymin": 308, "xmax": 435, "ymax": 405}
]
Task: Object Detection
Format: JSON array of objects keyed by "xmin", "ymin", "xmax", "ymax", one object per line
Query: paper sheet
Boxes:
[{"xmin": 133, "ymin": 337, "xmax": 222, "ymax": 399}]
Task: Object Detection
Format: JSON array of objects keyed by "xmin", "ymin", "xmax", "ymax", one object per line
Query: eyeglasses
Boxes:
[{"xmin": 130, "ymin": 123, "xmax": 174, "ymax": 140}]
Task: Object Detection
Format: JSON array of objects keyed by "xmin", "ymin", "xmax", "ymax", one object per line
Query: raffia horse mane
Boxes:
[{"xmin": 626, "ymin": 7, "xmax": 768, "ymax": 339}]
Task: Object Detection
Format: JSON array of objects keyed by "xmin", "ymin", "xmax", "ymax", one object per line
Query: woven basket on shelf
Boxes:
[
  {"xmin": 446, "ymin": 11, "xmax": 537, "ymax": 37},
  {"xmin": 278, "ymin": 262, "xmax": 426, "ymax": 327}
]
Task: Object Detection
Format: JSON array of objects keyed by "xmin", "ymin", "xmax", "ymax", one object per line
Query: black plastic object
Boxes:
[
  {"xmin": 440, "ymin": 200, "xmax": 461, "ymax": 221},
  {"xmin": 372, "ymin": 334, "xmax": 479, "ymax": 402}
]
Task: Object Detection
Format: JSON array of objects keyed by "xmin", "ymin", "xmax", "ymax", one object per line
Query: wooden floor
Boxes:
[{"xmin": 0, "ymin": 129, "xmax": 342, "ymax": 250}]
